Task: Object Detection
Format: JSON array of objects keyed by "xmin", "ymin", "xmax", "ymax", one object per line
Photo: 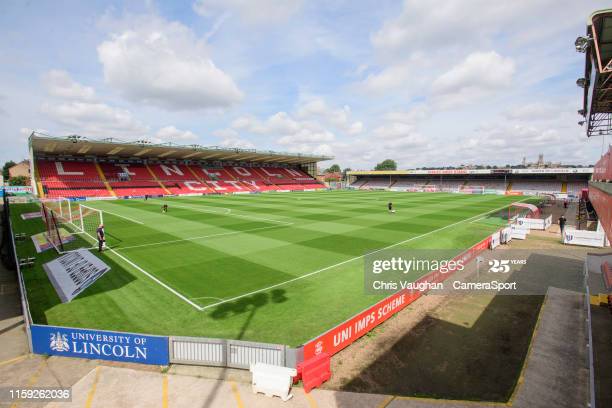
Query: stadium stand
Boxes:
[
  {"xmin": 508, "ymin": 180, "xmax": 562, "ymax": 193},
  {"xmin": 37, "ymin": 159, "xmax": 110, "ymax": 198},
  {"xmin": 566, "ymin": 180, "xmax": 588, "ymax": 196},
  {"xmin": 349, "ymin": 169, "xmax": 592, "ymax": 196},
  {"xmin": 463, "ymin": 179, "xmax": 507, "ymax": 190},
  {"xmin": 36, "ymin": 157, "xmax": 324, "ymax": 198}
]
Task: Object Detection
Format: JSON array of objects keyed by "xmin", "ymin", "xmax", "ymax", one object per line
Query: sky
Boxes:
[{"xmin": 0, "ymin": 0, "xmax": 609, "ymax": 170}]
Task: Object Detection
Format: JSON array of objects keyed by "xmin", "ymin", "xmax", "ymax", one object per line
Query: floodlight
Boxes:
[
  {"xmin": 578, "ymin": 121, "xmax": 585, "ymax": 126},
  {"xmin": 576, "ymin": 78, "xmax": 588, "ymax": 88},
  {"xmin": 575, "ymin": 36, "xmax": 591, "ymax": 53},
  {"xmin": 577, "ymin": 109, "xmax": 586, "ymax": 116}
]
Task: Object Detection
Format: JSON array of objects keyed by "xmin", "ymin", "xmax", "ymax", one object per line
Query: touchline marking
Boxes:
[
  {"xmin": 110, "ymin": 248, "xmax": 204, "ymax": 310},
  {"xmin": 79, "ymin": 229, "xmax": 204, "ymax": 310},
  {"xmin": 191, "ymin": 296, "xmax": 225, "ymax": 301},
  {"xmin": 199, "ymin": 199, "xmax": 529, "ymax": 311},
  {"xmin": 116, "ymin": 224, "xmax": 292, "ymax": 251}
]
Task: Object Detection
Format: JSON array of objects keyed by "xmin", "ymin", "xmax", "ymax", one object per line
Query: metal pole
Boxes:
[{"xmin": 79, "ymin": 204, "xmax": 84, "ymax": 232}]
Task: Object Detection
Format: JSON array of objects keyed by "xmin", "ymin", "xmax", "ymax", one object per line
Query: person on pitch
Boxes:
[
  {"xmin": 162, "ymin": 204, "xmax": 168, "ymax": 213},
  {"xmin": 388, "ymin": 201, "xmax": 394, "ymax": 213},
  {"xmin": 558, "ymin": 215, "xmax": 567, "ymax": 236},
  {"xmin": 96, "ymin": 223, "xmax": 105, "ymax": 252}
]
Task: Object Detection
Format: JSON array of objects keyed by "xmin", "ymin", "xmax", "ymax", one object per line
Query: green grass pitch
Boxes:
[{"xmin": 11, "ymin": 190, "xmax": 524, "ymax": 346}]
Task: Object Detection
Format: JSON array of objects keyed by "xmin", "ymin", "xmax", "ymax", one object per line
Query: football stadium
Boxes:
[{"xmin": 1, "ymin": 3, "xmax": 612, "ymax": 408}]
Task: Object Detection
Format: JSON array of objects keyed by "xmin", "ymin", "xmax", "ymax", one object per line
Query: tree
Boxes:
[
  {"xmin": 325, "ymin": 164, "xmax": 341, "ymax": 173},
  {"xmin": 374, "ymin": 159, "xmax": 397, "ymax": 171},
  {"xmin": 2, "ymin": 161, "xmax": 16, "ymax": 181},
  {"xmin": 8, "ymin": 176, "xmax": 28, "ymax": 186}
]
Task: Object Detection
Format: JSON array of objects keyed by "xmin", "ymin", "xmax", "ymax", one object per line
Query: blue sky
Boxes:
[{"xmin": 0, "ymin": 0, "xmax": 609, "ymax": 169}]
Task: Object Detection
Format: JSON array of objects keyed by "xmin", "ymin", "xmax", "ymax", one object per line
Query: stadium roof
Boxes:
[
  {"xmin": 348, "ymin": 168, "xmax": 593, "ymax": 176},
  {"xmin": 581, "ymin": 9, "xmax": 612, "ymax": 136},
  {"xmin": 29, "ymin": 132, "xmax": 332, "ymax": 165}
]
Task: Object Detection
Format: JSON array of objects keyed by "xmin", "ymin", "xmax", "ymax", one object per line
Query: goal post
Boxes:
[
  {"xmin": 40, "ymin": 202, "xmax": 65, "ymax": 253},
  {"xmin": 78, "ymin": 204, "xmax": 104, "ymax": 241},
  {"xmin": 461, "ymin": 185, "xmax": 485, "ymax": 194}
]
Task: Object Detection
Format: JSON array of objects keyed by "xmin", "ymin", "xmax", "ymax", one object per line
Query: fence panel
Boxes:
[
  {"xmin": 170, "ymin": 336, "xmax": 288, "ymax": 368},
  {"xmin": 170, "ymin": 337, "xmax": 226, "ymax": 366},
  {"xmin": 227, "ymin": 340, "xmax": 285, "ymax": 369}
]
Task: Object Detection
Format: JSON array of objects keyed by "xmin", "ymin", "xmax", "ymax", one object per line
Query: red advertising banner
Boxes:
[
  {"xmin": 592, "ymin": 147, "xmax": 611, "ymax": 181},
  {"xmin": 588, "ymin": 184, "xmax": 612, "ymax": 242},
  {"xmin": 303, "ymin": 236, "xmax": 492, "ymax": 360}
]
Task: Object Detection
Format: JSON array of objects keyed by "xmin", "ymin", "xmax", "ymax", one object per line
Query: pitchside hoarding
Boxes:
[
  {"xmin": 31, "ymin": 325, "xmax": 169, "ymax": 365},
  {"xmin": 303, "ymin": 236, "xmax": 492, "ymax": 359}
]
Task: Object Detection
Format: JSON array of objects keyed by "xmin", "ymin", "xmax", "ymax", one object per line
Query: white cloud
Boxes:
[
  {"xmin": 278, "ymin": 129, "xmax": 335, "ymax": 145},
  {"xmin": 193, "ymin": 0, "xmax": 302, "ymax": 24},
  {"xmin": 97, "ymin": 16, "xmax": 243, "ymax": 110},
  {"xmin": 211, "ymin": 127, "xmax": 255, "ymax": 149},
  {"xmin": 360, "ymin": 61, "xmax": 414, "ymax": 94},
  {"xmin": 504, "ymin": 102, "xmax": 561, "ymax": 121},
  {"xmin": 287, "ymin": 143, "xmax": 333, "ymax": 156},
  {"xmin": 20, "ymin": 127, "xmax": 48, "ymax": 140},
  {"xmin": 371, "ymin": 1, "xmax": 553, "ymax": 57},
  {"xmin": 41, "ymin": 101, "xmax": 148, "ymax": 138},
  {"xmin": 431, "ymin": 51, "xmax": 515, "ymax": 108},
  {"xmin": 296, "ymin": 98, "xmax": 363, "ymax": 135},
  {"xmin": 154, "ymin": 126, "xmax": 198, "ymax": 142},
  {"xmin": 42, "ymin": 70, "xmax": 96, "ymax": 101},
  {"xmin": 219, "ymin": 137, "xmax": 255, "ymax": 149}
]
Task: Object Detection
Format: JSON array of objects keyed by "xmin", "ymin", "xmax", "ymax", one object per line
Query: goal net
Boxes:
[
  {"xmin": 405, "ymin": 185, "xmax": 439, "ymax": 192},
  {"xmin": 40, "ymin": 202, "xmax": 65, "ymax": 253},
  {"xmin": 461, "ymin": 185, "xmax": 485, "ymax": 194},
  {"xmin": 39, "ymin": 199, "xmax": 104, "ymax": 251},
  {"xmin": 77, "ymin": 204, "xmax": 104, "ymax": 241}
]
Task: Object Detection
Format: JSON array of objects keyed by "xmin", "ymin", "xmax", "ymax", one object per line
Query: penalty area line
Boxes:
[
  {"xmin": 80, "ymin": 229, "xmax": 203, "ymax": 311},
  {"xmin": 84, "ymin": 205, "xmax": 145, "ymax": 225},
  {"xmin": 109, "ymin": 248, "xmax": 204, "ymax": 310},
  {"xmin": 199, "ymin": 199, "xmax": 527, "ymax": 311},
  {"xmin": 115, "ymin": 223, "xmax": 293, "ymax": 251}
]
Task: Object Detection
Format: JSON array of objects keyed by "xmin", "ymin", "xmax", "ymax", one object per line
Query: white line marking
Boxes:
[
  {"xmin": 199, "ymin": 199, "xmax": 527, "ymax": 310},
  {"xmin": 116, "ymin": 224, "xmax": 292, "ymax": 251},
  {"xmin": 79, "ymin": 229, "xmax": 204, "ymax": 310},
  {"xmin": 191, "ymin": 296, "xmax": 225, "ymax": 301},
  {"xmin": 149, "ymin": 200, "xmax": 292, "ymax": 225},
  {"xmin": 469, "ymin": 216, "xmax": 487, "ymax": 223},
  {"xmin": 88, "ymin": 207, "xmax": 145, "ymax": 225},
  {"xmin": 109, "ymin": 248, "xmax": 204, "ymax": 310}
]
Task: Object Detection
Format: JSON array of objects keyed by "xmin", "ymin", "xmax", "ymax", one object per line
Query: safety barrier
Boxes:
[{"xmin": 169, "ymin": 336, "xmax": 298, "ymax": 369}]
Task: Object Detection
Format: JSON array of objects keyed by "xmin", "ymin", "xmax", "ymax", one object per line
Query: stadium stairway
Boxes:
[
  {"xmin": 223, "ymin": 169, "xmax": 256, "ymax": 192},
  {"xmin": 145, "ymin": 163, "xmax": 172, "ymax": 195},
  {"xmin": 506, "ymin": 181, "xmax": 513, "ymax": 191},
  {"xmin": 94, "ymin": 162, "xmax": 116, "ymax": 197},
  {"xmin": 34, "ymin": 162, "xmax": 45, "ymax": 199},
  {"xmin": 185, "ymin": 166, "xmax": 215, "ymax": 193}
]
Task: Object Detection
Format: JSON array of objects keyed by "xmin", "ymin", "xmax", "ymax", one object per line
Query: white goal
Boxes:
[
  {"xmin": 40, "ymin": 198, "xmax": 104, "ymax": 245},
  {"xmin": 461, "ymin": 185, "xmax": 485, "ymax": 194}
]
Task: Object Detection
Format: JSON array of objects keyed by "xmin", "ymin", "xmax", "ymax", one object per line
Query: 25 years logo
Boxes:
[{"xmin": 488, "ymin": 259, "xmax": 511, "ymax": 273}]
